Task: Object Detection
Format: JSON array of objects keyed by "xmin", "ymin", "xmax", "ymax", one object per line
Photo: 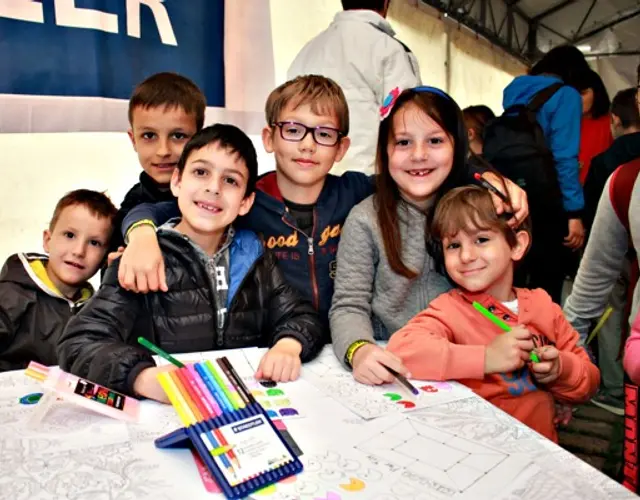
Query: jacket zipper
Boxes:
[
  {"xmin": 281, "ymin": 212, "xmax": 320, "ymax": 310},
  {"xmin": 222, "ymin": 257, "xmax": 262, "ymax": 333}
]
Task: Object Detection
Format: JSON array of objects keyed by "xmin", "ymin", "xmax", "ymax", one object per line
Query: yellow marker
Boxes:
[
  {"xmin": 210, "ymin": 444, "xmax": 235, "ymax": 457},
  {"xmin": 157, "ymin": 372, "xmax": 194, "ymax": 427},
  {"xmin": 586, "ymin": 306, "xmax": 614, "ymax": 345},
  {"xmin": 24, "ymin": 369, "xmax": 47, "ymax": 382}
]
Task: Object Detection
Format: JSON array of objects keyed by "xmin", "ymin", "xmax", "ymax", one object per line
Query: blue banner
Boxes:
[{"xmin": 0, "ymin": 0, "xmax": 225, "ymax": 107}]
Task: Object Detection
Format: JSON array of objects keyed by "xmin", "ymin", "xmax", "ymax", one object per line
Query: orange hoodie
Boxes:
[{"xmin": 387, "ymin": 287, "xmax": 600, "ymax": 442}]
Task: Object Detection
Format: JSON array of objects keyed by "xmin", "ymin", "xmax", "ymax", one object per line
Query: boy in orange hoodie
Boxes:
[{"xmin": 387, "ymin": 186, "xmax": 599, "ymax": 442}]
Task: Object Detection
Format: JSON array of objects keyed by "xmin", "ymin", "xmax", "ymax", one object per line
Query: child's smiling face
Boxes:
[
  {"xmin": 386, "ymin": 101, "xmax": 454, "ymax": 210},
  {"xmin": 442, "ymin": 224, "xmax": 528, "ymax": 301}
]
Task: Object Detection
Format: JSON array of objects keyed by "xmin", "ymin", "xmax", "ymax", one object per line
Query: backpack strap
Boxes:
[{"xmin": 527, "ymin": 83, "xmax": 564, "ymax": 112}]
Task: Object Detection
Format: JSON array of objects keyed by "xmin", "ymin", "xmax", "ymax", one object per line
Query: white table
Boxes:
[{"xmin": 0, "ymin": 346, "xmax": 635, "ymax": 500}]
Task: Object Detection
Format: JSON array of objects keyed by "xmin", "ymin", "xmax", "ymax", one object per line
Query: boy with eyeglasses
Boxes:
[{"xmin": 115, "ymin": 76, "xmax": 372, "ymax": 337}]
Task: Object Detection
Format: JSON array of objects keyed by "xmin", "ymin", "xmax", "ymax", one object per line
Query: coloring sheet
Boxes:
[
  {"xmin": 247, "ymin": 407, "xmax": 636, "ymax": 500},
  {"xmin": 306, "ymin": 371, "xmax": 473, "ymax": 420},
  {"xmin": 302, "ymin": 347, "xmax": 346, "ymax": 378},
  {"xmin": 0, "ymin": 371, "xmax": 208, "ymax": 500}
]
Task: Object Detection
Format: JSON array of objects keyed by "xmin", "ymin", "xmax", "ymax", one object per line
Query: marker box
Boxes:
[{"xmin": 25, "ymin": 362, "xmax": 140, "ymax": 422}]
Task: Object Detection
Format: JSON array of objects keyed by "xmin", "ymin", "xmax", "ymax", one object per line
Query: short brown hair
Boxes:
[
  {"xmin": 128, "ymin": 72, "xmax": 206, "ymax": 130},
  {"xmin": 265, "ymin": 75, "xmax": 349, "ymax": 135},
  {"xmin": 432, "ymin": 185, "xmax": 530, "ymax": 251},
  {"xmin": 50, "ymin": 189, "xmax": 118, "ymax": 232}
]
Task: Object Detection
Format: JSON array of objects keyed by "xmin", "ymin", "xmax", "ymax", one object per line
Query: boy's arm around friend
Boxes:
[{"xmin": 58, "ymin": 260, "xmax": 154, "ymax": 395}]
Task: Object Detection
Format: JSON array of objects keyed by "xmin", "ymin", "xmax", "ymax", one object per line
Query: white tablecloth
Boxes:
[{"xmin": 0, "ymin": 346, "xmax": 635, "ymax": 500}]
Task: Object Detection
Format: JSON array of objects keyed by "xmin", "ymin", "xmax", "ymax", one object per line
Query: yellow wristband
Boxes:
[
  {"xmin": 125, "ymin": 219, "xmax": 156, "ymax": 244},
  {"xmin": 345, "ymin": 340, "xmax": 371, "ymax": 368}
]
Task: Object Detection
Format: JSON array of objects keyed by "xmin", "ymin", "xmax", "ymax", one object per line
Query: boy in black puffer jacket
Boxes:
[{"xmin": 59, "ymin": 125, "xmax": 323, "ymax": 403}]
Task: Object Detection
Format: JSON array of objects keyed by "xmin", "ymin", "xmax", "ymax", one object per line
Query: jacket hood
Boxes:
[
  {"xmin": 503, "ymin": 74, "xmax": 563, "ymax": 110},
  {"xmin": 0, "ymin": 253, "xmax": 93, "ymax": 304}
]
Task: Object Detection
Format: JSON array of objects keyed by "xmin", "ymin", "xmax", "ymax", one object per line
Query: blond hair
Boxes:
[{"xmin": 265, "ymin": 75, "xmax": 349, "ymax": 135}]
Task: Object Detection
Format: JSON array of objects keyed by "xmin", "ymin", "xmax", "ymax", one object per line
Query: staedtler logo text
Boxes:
[{"xmin": 232, "ymin": 417, "xmax": 265, "ymax": 434}]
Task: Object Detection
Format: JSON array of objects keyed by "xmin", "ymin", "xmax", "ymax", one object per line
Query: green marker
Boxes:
[
  {"xmin": 205, "ymin": 360, "xmax": 243, "ymax": 409},
  {"xmin": 472, "ymin": 302, "xmax": 540, "ymax": 363},
  {"xmin": 137, "ymin": 337, "xmax": 185, "ymax": 368}
]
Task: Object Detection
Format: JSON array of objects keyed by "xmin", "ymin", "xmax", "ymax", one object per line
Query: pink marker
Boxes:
[{"xmin": 187, "ymin": 364, "xmax": 221, "ymax": 417}]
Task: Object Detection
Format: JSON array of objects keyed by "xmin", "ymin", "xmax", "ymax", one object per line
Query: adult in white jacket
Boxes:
[{"xmin": 287, "ymin": 0, "xmax": 421, "ymax": 175}]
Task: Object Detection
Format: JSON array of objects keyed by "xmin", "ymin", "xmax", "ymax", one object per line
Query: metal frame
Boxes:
[{"xmin": 419, "ymin": 0, "xmax": 640, "ymax": 64}]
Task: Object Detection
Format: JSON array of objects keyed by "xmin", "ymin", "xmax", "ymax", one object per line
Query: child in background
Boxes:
[
  {"xmin": 579, "ymin": 69, "xmax": 613, "ymax": 185},
  {"xmin": 584, "ymin": 87, "xmax": 640, "ymax": 234},
  {"xmin": 463, "ymin": 105, "xmax": 495, "ymax": 156},
  {"xmin": 0, "ymin": 190, "xmax": 117, "ymax": 371},
  {"xmin": 59, "ymin": 125, "xmax": 323, "ymax": 402},
  {"xmin": 107, "ymin": 72, "xmax": 205, "ymax": 262},
  {"xmin": 114, "ymin": 76, "xmax": 528, "ymax": 340},
  {"xmin": 331, "ymin": 87, "xmax": 522, "ymax": 386},
  {"xmin": 387, "ymin": 186, "xmax": 599, "ymax": 442}
]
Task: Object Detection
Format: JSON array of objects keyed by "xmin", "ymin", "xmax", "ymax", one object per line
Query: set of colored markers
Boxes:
[{"xmin": 139, "ymin": 339, "xmax": 302, "ymax": 499}]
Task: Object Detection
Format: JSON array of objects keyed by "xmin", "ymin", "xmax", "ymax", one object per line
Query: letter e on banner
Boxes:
[
  {"xmin": 0, "ymin": 0, "xmax": 44, "ymax": 23},
  {"xmin": 54, "ymin": 0, "xmax": 118, "ymax": 33}
]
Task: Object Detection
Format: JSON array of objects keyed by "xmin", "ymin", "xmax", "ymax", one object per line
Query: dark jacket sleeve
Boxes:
[
  {"xmin": 0, "ymin": 283, "xmax": 26, "ymax": 352},
  {"xmin": 262, "ymin": 251, "xmax": 325, "ymax": 362},
  {"xmin": 583, "ymin": 153, "xmax": 610, "ymax": 235},
  {"xmin": 121, "ymin": 201, "xmax": 180, "ymax": 240},
  {"xmin": 58, "ymin": 261, "xmax": 155, "ymax": 395}
]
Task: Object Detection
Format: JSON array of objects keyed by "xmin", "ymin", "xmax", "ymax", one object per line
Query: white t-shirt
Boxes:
[{"xmin": 502, "ymin": 299, "xmax": 519, "ymax": 315}]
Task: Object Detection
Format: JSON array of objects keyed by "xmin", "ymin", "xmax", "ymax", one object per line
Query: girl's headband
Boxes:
[{"xmin": 379, "ymin": 86, "xmax": 453, "ymax": 120}]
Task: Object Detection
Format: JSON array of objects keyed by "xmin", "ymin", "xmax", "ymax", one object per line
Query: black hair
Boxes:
[
  {"xmin": 341, "ymin": 0, "xmax": 387, "ymax": 12},
  {"xmin": 463, "ymin": 105, "xmax": 496, "ymax": 137},
  {"xmin": 611, "ymin": 87, "xmax": 640, "ymax": 129},
  {"xmin": 530, "ymin": 45, "xmax": 591, "ymax": 90},
  {"xmin": 581, "ymin": 70, "xmax": 611, "ymax": 119},
  {"xmin": 177, "ymin": 124, "xmax": 258, "ymax": 197}
]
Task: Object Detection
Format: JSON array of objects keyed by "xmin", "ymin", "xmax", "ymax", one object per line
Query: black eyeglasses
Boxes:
[{"xmin": 272, "ymin": 121, "xmax": 343, "ymax": 146}]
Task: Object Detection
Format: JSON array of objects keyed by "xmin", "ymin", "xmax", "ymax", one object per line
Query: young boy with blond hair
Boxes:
[
  {"xmin": 108, "ymin": 72, "xmax": 206, "ymax": 260},
  {"xmin": 0, "ymin": 189, "xmax": 117, "ymax": 371}
]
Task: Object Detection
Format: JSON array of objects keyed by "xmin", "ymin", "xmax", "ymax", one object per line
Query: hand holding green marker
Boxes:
[{"xmin": 472, "ymin": 302, "xmax": 540, "ymax": 363}]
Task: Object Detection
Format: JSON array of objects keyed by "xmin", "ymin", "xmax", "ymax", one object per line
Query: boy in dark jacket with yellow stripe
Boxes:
[
  {"xmin": 59, "ymin": 125, "xmax": 323, "ymax": 403},
  {"xmin": 0, "ymin": 190, "xmax": 117, "ymax": 372}
]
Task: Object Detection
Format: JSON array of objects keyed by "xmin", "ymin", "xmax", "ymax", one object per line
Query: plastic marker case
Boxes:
[
  {"xmin": 24, "ymin": 361, "xmax": 140, "ymax": 422},
  {"xmin": 155, "ymin": 359, "xmax": 303, "ymax": 499}
]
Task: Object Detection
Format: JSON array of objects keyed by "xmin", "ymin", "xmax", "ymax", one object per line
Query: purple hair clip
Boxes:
[{"xmin": 380, "ymin": 87, "xmax": 402, "ymax": 120}]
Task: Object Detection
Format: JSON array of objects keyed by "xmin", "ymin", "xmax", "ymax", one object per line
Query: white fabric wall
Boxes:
[{"xmin": 0, "ymin": 0, "xmax": 525, "ymax": 266}]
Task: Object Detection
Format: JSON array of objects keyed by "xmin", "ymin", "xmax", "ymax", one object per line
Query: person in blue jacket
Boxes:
[
  {"xmin": 501, "ymin": 45, "xmax": 591, "ymax": 303},
  {"xmin": 503, "ymin": 45, "xmax": 589, "ymax": 253}
]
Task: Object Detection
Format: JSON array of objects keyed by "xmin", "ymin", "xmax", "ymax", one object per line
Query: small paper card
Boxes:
[{"xmin": 211, "ymin": 414, "xmax": 295, "ymax": 487}]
